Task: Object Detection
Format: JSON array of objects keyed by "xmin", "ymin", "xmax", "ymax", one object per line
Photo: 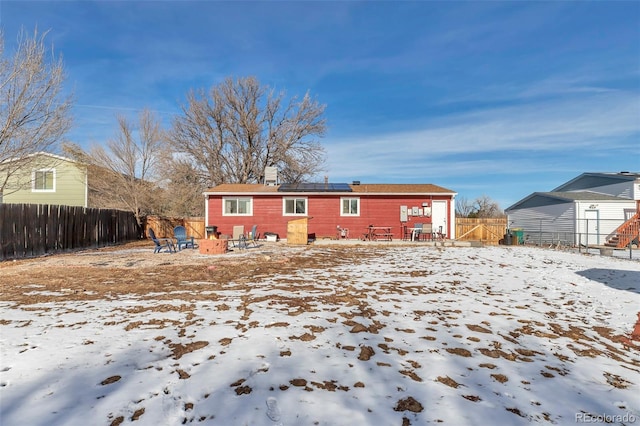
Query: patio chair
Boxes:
[
  {"xmin": 228, "ymin": 225, "xmax": 247, "ymax": 250},
  {"xmin": 422, "ymin": 223, "xmax": 433, "ymax": 241},
  {"xmin": 413, "ymin": 223, "xmax": 423, "ymax": 241},
  {"xmin": 148, "ymin": 228, "xmax": 175, "ymax": 253},
  {"xmin": 246, "ymin": 224, "xmax": 259, "ymax": 247},
  {"xmin": 401, "ymin": 224, "xmax": 411, "ymax": 241},
  {"xmin": 174, "ymin": 225, "xmax": 198, "ymax": 250}
]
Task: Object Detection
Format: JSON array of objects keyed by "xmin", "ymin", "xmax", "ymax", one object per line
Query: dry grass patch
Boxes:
[
  {"xmin": 437, "ymin": 376, "xmax": 461, "ymax": 388},
  {"xmin": 446, "ymin": 347, "xmax": 472, "ymax": 357},
  {"xmin": 491, "ymin": 374, "xmax": 509, "ymax": 383}
]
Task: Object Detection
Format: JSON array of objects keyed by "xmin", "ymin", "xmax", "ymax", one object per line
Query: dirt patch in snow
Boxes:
[{"xmin": 0, "ymin": 241, "xmax": 380, "ymax": 304}]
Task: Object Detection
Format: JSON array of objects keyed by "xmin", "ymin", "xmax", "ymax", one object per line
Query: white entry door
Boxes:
[
  {"xmin": 583, "ymin": 210, "xmax": 599, "ymax": 246},
  {"xmin": 431, "ymin": 201, "xmax": 447, "ymax": 237}
]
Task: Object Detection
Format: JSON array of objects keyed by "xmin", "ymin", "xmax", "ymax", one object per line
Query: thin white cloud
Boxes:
[
  {"xmin": 326, "ymin": 154, "xmax": 578, "ymax": 183},
  {"xmin": 325, "ymin": 91, "xmax": 639, "ymax": 183},
  {"xmin": 328, "ymin": 91, "xmax": 638, "ymax": 155},
  {"xmin": 443, "ymin": 70, "xmax": 638, "ymax": 106}
]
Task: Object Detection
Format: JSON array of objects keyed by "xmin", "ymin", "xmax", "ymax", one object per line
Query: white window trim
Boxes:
[
  {"xmin": 340, "ymin": 197, "xmax": 360, "ymax": 217},
  {"xmin": 32, "ymin": 168, "xmax": 56, "ymax": 192},
  {"xmin": 283, "ymin": 197, "xmax": 308, "ymax": 216},
  {"xmin": 222, "ymin": 196, "xmax": 253, "ymax": 216}
]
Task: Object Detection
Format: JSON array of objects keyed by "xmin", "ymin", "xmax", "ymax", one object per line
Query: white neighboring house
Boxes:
[{"xmin": 505, "ymin": 172, "xmax": 640, "ymax": 247}]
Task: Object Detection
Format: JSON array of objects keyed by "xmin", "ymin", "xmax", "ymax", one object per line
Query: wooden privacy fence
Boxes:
[
  {"xmin": 455, "ymin": 218, "xmax": 507, "ymax": 245},
  {"xmin": 0, "ymin": 203, "xmax": 139, "ymax": 260},
  {"xmin": 145, "ymin": 216, "xmax": 205, "ymax": 239}
]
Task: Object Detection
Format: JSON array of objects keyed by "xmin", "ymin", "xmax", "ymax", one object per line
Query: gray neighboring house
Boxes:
[{"xmin": 505, "ymin": 172, "xmax": 640, "ymax": 247}]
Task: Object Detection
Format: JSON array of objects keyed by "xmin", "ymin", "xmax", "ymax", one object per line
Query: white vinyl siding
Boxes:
[
  {"xmin": 587, "ymin": 181, "xmax": 635, "ymax": 199},
  {"xmin": 508, "ymin": 199, "xmax": 636, "ymax": 246},
  {"xmin": 507, "ymin": 201, "xmax": 575, "ymax": 245},
  {"xmin": 575, "ymin": 200, "xmax": 638, "ymax": 244}
]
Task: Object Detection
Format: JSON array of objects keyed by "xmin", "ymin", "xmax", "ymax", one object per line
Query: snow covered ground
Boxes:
[{"xmin": 1, "ymin": 245, "xmax": 639, "ymax": 426}]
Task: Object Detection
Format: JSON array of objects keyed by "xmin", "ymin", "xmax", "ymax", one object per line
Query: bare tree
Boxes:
[
  {"xmin": 0, "ymin": 28, "xmax": 73, "ymax": 195},
  {"xmin": 455, "ymin": 196, "xmax": 475, "ymax": 217},
  {"xmin": 156, "ymin": 152, "xmax": 205, "ymax": 216},
  {"xmin": 63, "ymin": 109, "xmax": 163, "ymax": 228},
  {"xmin": 472, "ymin": 195, "xmax": 504, "ymax": 218},
  {"xmin": 456, "ymin": 195, "xmax": 504, "ymax": 218},
  {"xmin": 165, "ymin": 76, "xmax": 326, "ymax": 188}
]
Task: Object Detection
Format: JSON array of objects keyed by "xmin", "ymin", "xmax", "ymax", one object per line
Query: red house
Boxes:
[{"xmin": 204, "ymin": 181, "xmax": 457, "ymax": 241}]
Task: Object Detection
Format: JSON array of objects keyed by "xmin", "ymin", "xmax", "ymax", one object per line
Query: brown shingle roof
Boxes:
[
  {"xmin": 349, "ymin": 184, "xmax": 455, "ymax": 194},
  {"xmin": 205, "ymin": 184, "xmax": 279, "ymax": 193},
  {"xmin": 205, "ymin": 183, "xmax": 456, "ymax": 194}
]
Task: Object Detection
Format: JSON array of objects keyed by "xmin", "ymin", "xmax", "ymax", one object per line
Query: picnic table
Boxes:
[{"xmin": 362, "ymin": 226, "xmax": 393, "ymax": 241}]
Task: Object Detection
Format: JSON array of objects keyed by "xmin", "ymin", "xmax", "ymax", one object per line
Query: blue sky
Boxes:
[{"xmin": 2, "ymin": 1, "xmax": 639, "ymax": 208}]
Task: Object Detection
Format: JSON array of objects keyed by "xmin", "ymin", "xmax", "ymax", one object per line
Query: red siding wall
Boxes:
[{"xmin": 207, "ymin": 194, "xmax": 452, "ymax": 240}]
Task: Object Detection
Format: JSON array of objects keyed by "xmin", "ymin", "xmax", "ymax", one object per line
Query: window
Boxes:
[
  {"xmin": 283, "ymin": 197, "xmax": 307, "ymax": 215},
  {"xmin": 33, "ymin": 169, "xmax": 55, "ymax": 192},
  {"xmin": 341, "ymin": 197, "xmax": 360, "ymax": 216},
  {"xmin": 223, "ymin": 197, "xmax": 252, "ymax": 215}
]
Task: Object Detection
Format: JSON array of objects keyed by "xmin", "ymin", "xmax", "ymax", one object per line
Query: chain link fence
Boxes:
[{"xmin": 511, "ymin": 217, "xmax": 639, "ymax": 261}]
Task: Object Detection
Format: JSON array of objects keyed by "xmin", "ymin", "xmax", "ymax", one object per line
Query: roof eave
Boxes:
[{"xmin": 204, "ymin": 190, "xmax": 457, "ymax": 196}]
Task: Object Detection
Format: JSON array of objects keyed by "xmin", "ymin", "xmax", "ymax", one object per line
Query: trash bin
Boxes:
[
  {"xmin": 512, "ymin": 228, "xmax": 524, "ymax": 245},
  {"xmin": 503, "ymin": 232, "xmax": 512, "ymax": 245}
]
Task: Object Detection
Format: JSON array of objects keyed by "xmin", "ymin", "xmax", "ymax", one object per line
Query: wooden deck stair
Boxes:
[{"xmin": 605, "ymin": 212, "xmax": 640, "ymax": 248}]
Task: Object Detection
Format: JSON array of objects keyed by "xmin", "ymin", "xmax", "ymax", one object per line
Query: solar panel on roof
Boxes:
[
  {"xmin": 330, "ymin": 183, "xmax": 352, "ymax": 191},
  {"xmin": 278, "ymin": 182, "xmax": 352, "ymax": 192}
]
